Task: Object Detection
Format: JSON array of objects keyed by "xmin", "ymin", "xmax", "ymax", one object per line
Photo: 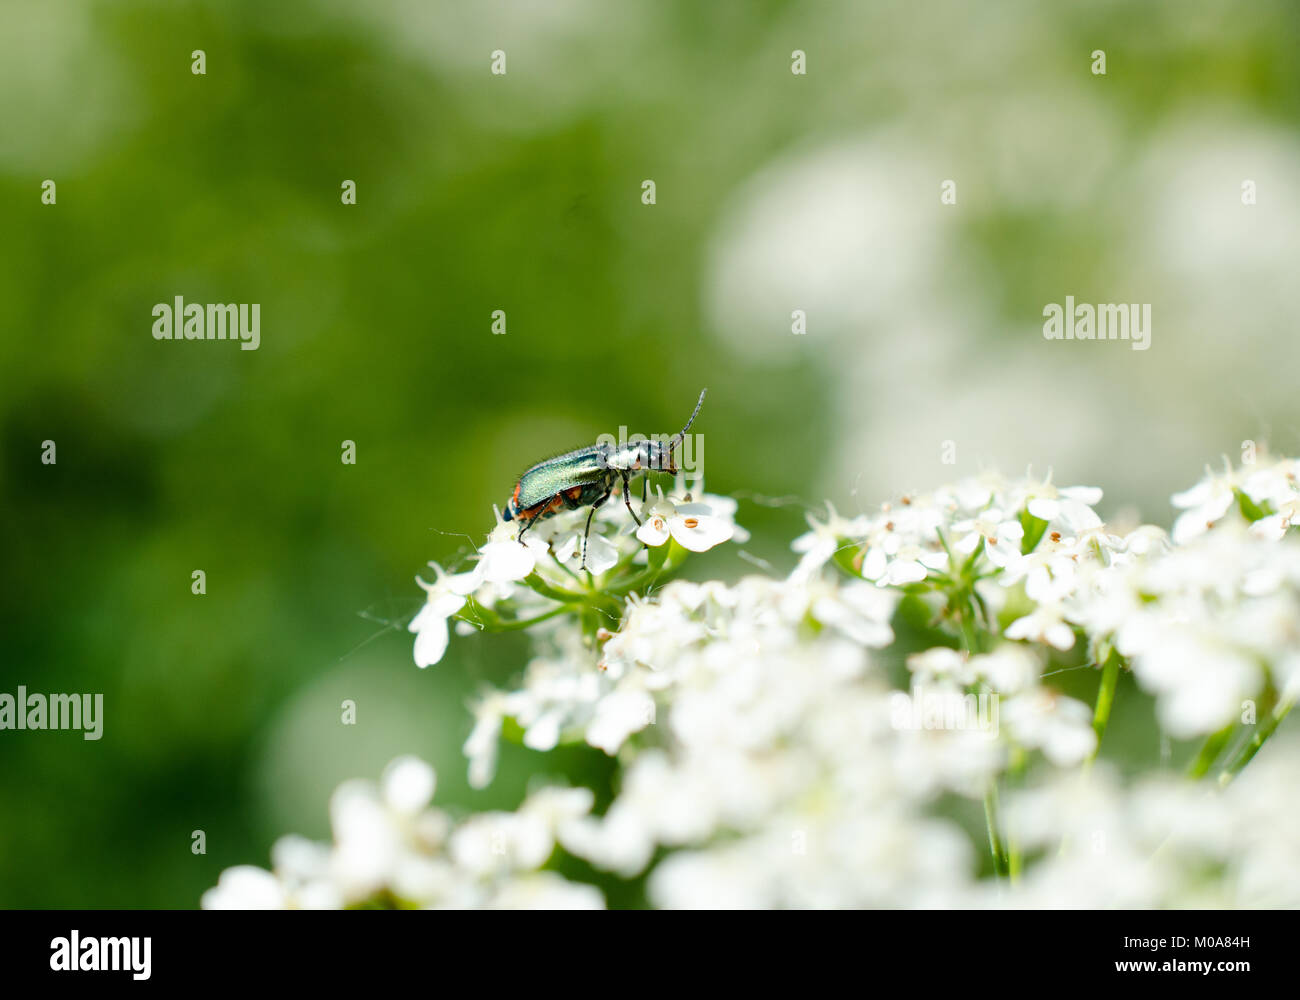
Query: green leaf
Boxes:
[
  {"xmin": 1234, "ymin": 488, "xmax": 1273, "ymax": 523},
  {"xmin": 1019, "ymin": 509, "xmax": 1049, "ymax": 553}
]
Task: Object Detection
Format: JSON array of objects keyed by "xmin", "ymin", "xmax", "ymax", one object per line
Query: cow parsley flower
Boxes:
[
  {"xmin": 409, "ymin": 565, "xmax": 478, "ymax": 668},
  {"xmin": 635, "ymin": 497, "xmax": 735, "ymax": 552},
  {"xmin": 1170, "ymin": 464, "xmax": 1239, "ymax": 543},
  {"xmin": 951, "ymin": 507, "xmax": 1024, "ymax": 568},
  {"xmin": 202, "ymin": 757, "xmax": 603, "ymax": 909},
  {"xmin": 221, "ymin": 455, "xmax": 1300, "ymax": 910}
]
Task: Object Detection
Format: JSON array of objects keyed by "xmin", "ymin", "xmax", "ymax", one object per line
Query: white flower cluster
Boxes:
[
  {"xmin": 1068, "ymin": 523, "xmax": 1300, "ymax": 736},
  {"xmin": 452, "ymin": 457, "xmax": 1300, "ymax": 906},
  {"xmin": 208, "ymin": 456, "xmax": 1300, "ymax": 908},
  {"xmin": 793, "ymin": 458, "xmax": 1300, "ymax": 738},
  {"xmin": 554, "ymin": 576, "xmax": 985, "ymax": 907},
  {"xmin": 993, "ymin": 743, "xmax": 1300, "ymax": 908},
  {"xmin": 409, "ymin": 483, "xmax": 745, "ymax": 669},
  {"xmin": 201, "ymin": 756, "xmax": 602, "ymax": 909}
]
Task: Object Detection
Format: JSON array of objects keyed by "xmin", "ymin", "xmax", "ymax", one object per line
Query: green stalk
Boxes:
[
  {"xmin": 984, "ymin": 782, "xmax": 1009, "ymax": 880},
  {"xmin": 1089, "ymin": 649, "xmax": 1121, "ymax": 760},
  {"xmin": 1186, "ymin": 723, "xmax": 1235, "ymax": 779},
  {"xmin": 523, "ymin": 572, "xmax": 588, "ymax": 605},
  {"xmin": 459, "ymin": 598, "xmax": 571, "ymax": 632},
  {"xmin": 607, "ymin": 538, "xmax": 681, "ymax": 599},
  {"xmin": 1217, "ymin": 693, "xmax": 1295, "ymax": 786}
]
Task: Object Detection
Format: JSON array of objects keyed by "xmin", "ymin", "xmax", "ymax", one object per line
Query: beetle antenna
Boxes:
[{"xmin": 669, "ymin": 388, "xmax": 707, "ymax": 453}]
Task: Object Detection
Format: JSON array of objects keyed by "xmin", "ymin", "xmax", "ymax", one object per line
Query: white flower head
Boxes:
[
  {"xmin": 636, "ymin": 495, "xmax": 736, "ymax": 552},
  {"xmin": 200, "ymin": 866, "xmax": 288, "ymax": 910},
  {"xmin": 1002, "ymin": 689, "xmax": 1097, "ymax": 767},
  {"xmin": 1020, "ymin": 472, "xmax": 1103, "ymax": 533},
  {"xmin": 1005, "ymin": 602, "xmax": 1076, "ymax": 651},
  {"xmin": 478, "ymin": 521, "xmax": 550, "ymax": 583},
  {"xmin": 1170, "ymin": 464, "xmax": 1238, "ymax": 544},
  {"xmin": 952, "ymin": 507, "xmax": 1025, "ymax": 568},
  {"xmin": 409, "ymin": 563, "xmax": 477, "ymax": 668},
  {"xmin": 587, "ymin": 689, "xmax": 657, "ymax": 754},
  {"xmin": 382, "ymin": 756, "xmax": 437, "ymax": 816},
  {"xmin": 554, "ymin": 530, "xmax": 621, "ymax": 574}
]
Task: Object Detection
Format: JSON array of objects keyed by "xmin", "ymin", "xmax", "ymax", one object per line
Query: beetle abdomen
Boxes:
[
  {"xmin": 506, "ymin": 480, "xmax": 608, "ymax": 524},
  {"xmin": 512, "ymin": 446, "xmax": 609, "ymax": 510}
]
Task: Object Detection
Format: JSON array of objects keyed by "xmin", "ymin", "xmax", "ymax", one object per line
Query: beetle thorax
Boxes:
[{"xmin": 602, "ymin": 441, "xmax": 673, "ymax": 472}]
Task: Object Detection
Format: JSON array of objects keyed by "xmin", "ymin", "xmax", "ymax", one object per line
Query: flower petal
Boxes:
[
  {"xmin": 669, "ymin": 515, "xmax": 734, "ymax": 552},
  {"xmin": 636, "ymin": 515, "xmax": 672, "ymax": 547}
]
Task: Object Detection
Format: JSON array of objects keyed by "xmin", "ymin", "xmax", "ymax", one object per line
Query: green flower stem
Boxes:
[
  {"xmin": 607, "ymin": 538, "xmax": 682, "ymax": 599},
  {"xmin": 946, "ymin": 564, "xmax": 1009, "ymax": 883},
  {"xmin": 489, "ymin": 606, "xmax": 571, "ymax": 631},
  {"xmin": 530, "ymin": 571, "xmax": 621, "ymax": 615},
  {"xmin": 459, "ymin": 597, "xmax": 572, "ymax": 632},
  {"xmin": 957, "ymin": 609, "xmax": 982, "ymax": 657},
  {"xmin": 522, "ymin": 572, "xmax": 588, "ymax": 605},
  {"xmin": 1186, "ymin": 723, "xmax": 1235, "ymax": 779},
  {"xmin": 1217, "ymin": 692, "xmax": 1295, "ymax": 786},
  {"xmin": 984, "ymin": 782, "xmax": 1009, "ymax": 881},
  {"xmin": 1057, "ymin": 650, "xmax": 1124, "ymax": 861},
  {"xmin": 935, "ymin": 526, "xmax": 958, "ymax": 568},
  {"xmin": 1004, "ymin": 743, "xmax": 1026, "ymax": 884},
  {"xmin": 1089, "ymin": 648, "xmax": 1122, "ymax": 761},
  {"xmin": 830, "ymin": 541, "xmax": 862, "ymax": 577}
]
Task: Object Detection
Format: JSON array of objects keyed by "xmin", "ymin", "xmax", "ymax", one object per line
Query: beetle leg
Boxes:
[
  {"xmin": 641, "ymin": 473, "xmax": 647, "ymax": 504},
  {"xmin": 581, "ymin": 490, "xmax": 612, "ymax": 571},
  {"xmin": 619, "ymin": 471, "xmax": 642, "ymax": 526}
]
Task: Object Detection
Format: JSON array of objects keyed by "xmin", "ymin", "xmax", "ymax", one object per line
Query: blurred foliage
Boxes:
[{"xmin": 0, "ymin": 0, "xmax": 1296, "ymax": 906}]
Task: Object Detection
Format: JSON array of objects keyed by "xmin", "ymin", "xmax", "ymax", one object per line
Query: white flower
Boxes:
[
  {"xmin": 790, "ymin": 504, "xmax": 863, "ymax": 584},
  {"xmin": 409, "ymin": 564, "xmax": 479, "ymax": 668},
  {"xmin": 450, "ymin": 786, "xmax": 593, "ymax": 878},
  {"xmin": 808, "ymin": 579, "xmax": 896, "ymax": 647},
  {"xmin": 600, "ymin": 594, "xmax": 709, "ymax": 676},
  {"xmin": 477, "ymin": 522, "xmax": 550, "ymax": 583},
  {"xmin": 698, "ymin": 492, "xmax": 751, "ymax": 542},
  {"xmin": 487, "ymin": 873, "xmax": 604, "ymax": 910},
  {"xmin": 351, "ymin": 463, "xmax": 1300, "ymax": 909},
  {"xmin": 553, "ymin": 530, "xmax": 620, "ymax": 574},
  {"xmin": 463, "ymin": 694, "xmax": 508, "ymax": 790},
  {"xmin": 1020, "ymin": 474, "xmax": 1103, "ymax": 532},
  {"xmin": 1171, "ymin": 466, "xmax": 1238, "ymax": 543},
  {"xmin": 906, "ymin": 647, "xmax": 974, "ymax": 686},
  {"xmin": 1250, "ymin": 496, "xmax": 1300, "ymax": 541},
  {"xmin": 1001, "ymin": 689, "xmax": 1097, "ymax": 766},
  {"xmin": 971, "ymin": 645, "xmax": 1040, "ymax": 695},
  {"xmin": 329, "ymin": 779, "xmax": 407, "ymax": 899},
  {"xmin": 636, "ymin": 498, "xmax": 735, "ymax": 552},
  {"xmin": 203, "ymin": 758, "xmax": 605, "ymax": 910},
  {"xmin": 952, "ymin": 507, "xmax": 1024, "ymax": 568},
  {"xmin": 587, "ymin": 689, "xmax": 657, "ymax": 754},
  {"xmin": 382, "ymin": 756, "xmax": 437, "ymax": 816},
  {"xmin": 1005, "ymin": 602, "xmax": 1076, "ymax": 650},
  {"xmin": 1120, "ymin": 621, "xmax": 1263, "ymax": 737},
  {"xmin": 201, "ymin": 866, "xmax": 287, "ymax": 910},
  {"xmin": 861, "ymin": 535, "xmax": 948, "ymax": 586}
]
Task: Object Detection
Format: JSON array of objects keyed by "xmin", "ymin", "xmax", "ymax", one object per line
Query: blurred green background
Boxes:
[{"xmin": 1, "ymin": 0, "xmax": 1298, "ymax": 906}]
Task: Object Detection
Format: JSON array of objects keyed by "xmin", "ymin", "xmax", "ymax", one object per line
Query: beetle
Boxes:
[{"xmin": 503, "ymin": 389, "xmax": 707, "ymax": 569}]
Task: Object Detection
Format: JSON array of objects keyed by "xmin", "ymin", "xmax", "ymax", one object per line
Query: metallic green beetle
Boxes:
[{"xmin": 503, "ymin": 389, "xmax": 707, "ymax": 568}]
